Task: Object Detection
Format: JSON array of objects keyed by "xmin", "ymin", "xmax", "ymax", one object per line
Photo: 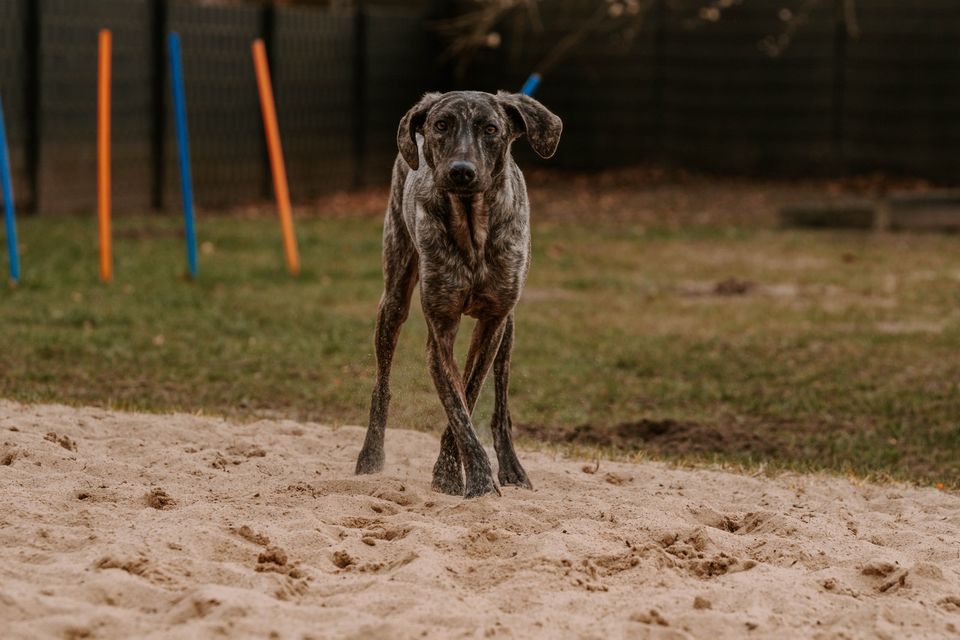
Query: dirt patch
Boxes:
[
  {"xmin": 630, "ymin": 609, "xmax": 669, "ymax": 626},
  {"xmin": 256, "ymin": 545, "xmax": 303, "ymax": 579},
  {"xmin": 226, "ymin": 444, "xmax": 267, "ymax": 458},
  {"xmin": 1, "ymin": 448, "xmax": 18, "ymax": 465},
  {"xmin": 145, "ymin": 488, "xmax": 175, "ymax": 510},
  {"xmin": 713, "ymin": 277, "xmax": 755, "ymax": 296},
  {"xmin": 44, "ymin": 432, "xmax": 77, "ymax": 451},
  {"xmin": 332, "ymin": 550, "xmax": 354, "ymax": 569},
  {"xmin": 236, "ymin": 525, "xmax": 271, "ymax": 546},
  {"xmin": 526, "ymin": 419, "xmax": 782, "ymax": 457}
]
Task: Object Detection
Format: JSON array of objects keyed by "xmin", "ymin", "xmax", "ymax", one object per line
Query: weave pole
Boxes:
[
  {"xmin": 520, "ymin": 73, "xmax": 541, "ymax": 96},
  {"xmin": 252, "ymin": 39, "xmax": 300, "ymax": 276},
  {"xmin": 0, "ymin": 92, "xmax": 20, "ymax": 286},
  {"xmin": 97, "ymin": 29, "xmax": 113, "ymax": 283},
  {"xmin": 167, "ymin": 32, "xmax": 199, "ymax": 279}
]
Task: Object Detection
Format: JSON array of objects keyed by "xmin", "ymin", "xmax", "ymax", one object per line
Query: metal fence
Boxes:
[
  {"xmin": 0, "ymin": 0, "xmax": 33, "ymax": 207},
  {"xmin": 842, "ymin": 0, "xmax": 960, "ymax": 179},
  {"xmin": 658, "ymin": 0, "xmax": 837, "ymax": 174},
  {"xmin": 0, "ymin": 0, "xmax": 440, "ymax": 214},
  {"xmin": 163, "ymin": 2, "xmax": 266, "ymax": 209},
  {"xmin": 37, "ymin": 0, "xmax": 155, "ymax": 213},
  {"xmin": 1, "ymin": 0, "xmax": 959, "ymax": 215},
  {"xmin": 273, "ymin": 6, "xmax": 356, "ymax": 199},
  {"xmin": 469, "ymin": 0, "xmax": 960, "ymax": 182}
]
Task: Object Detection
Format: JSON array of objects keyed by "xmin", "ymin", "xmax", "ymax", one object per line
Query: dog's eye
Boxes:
[
  {"xmin": 484, "ymin": 124, "xmax": 498, "ymax": 135},
  {"xmin": 434, "ymin": 120, "xmax": 448, "ymax": 133}
]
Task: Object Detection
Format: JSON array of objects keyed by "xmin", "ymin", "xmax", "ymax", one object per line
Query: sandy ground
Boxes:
[{"xmin": 1, "ymin": 402, "xmax": 959, "ymax": 639}]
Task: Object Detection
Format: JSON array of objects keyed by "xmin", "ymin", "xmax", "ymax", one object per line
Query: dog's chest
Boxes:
[
  {"xmin": 456, "ymin": 246, "xmax": 527, "ymax": 318},
  {"xmin": 445, "ymin": 193, "xmax": 489, "ymax": 267},
  {"xmin": 414, "ymin": 200, "xmax": 528, "ymax": 318}
]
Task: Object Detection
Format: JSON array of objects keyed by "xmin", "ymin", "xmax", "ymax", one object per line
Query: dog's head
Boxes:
[{"xmin": 397, "ymin": 90, "xmax": 562, "ymax": 194}]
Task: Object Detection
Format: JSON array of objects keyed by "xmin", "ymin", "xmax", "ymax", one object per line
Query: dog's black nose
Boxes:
[{"xmin": 449, "ymin": 161, "xmax": 477, "ymax": 186}]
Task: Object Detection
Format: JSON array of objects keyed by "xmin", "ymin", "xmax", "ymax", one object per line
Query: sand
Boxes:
[{"xmin": 1, "ymin": 401, "xmax": 959, "ymax": 639}]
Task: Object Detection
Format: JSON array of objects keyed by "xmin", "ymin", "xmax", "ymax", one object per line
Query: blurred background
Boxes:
[
  {"xmin": 1, "ymin": 0, "xmax": 958, "ymax": 213},
  {"xmin": 2, "ymin": 0, "xmax": 959, "ymax": 488}
]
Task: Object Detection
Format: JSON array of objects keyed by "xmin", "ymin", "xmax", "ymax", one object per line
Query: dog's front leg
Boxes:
[
  {"xmin": 355, "ymin": 219, "xmax": 418, "ymax": 475},
  {"xmin": 425, "ymin": 316, "xmax": 500, "ymax": 498},
  {"xmin": 433, "ymin": 316, "xmax": 509, "ymax": 494}
]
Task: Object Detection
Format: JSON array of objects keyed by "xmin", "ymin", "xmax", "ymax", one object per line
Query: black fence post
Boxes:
[
  {"xmin": 832, "ymin": 0, "xmax": 847, "ymax": 174},
  {"xmin": 260, "ymin": 2, "xmax": 276, "ymax": 200},
  {"xmin": 353, "ymin": 2, "xmax": 367, "ymax": 189},
  {"xmin": 651, "ymin": 0, "xmax": 666, "ymax": 162},
  {"xmin": 24, "ymin": 0, "xmax": 40, "ymax": 213},
  {"xmin": 151, "ymin": 0, "xmax": 167, "ymax": 211}
]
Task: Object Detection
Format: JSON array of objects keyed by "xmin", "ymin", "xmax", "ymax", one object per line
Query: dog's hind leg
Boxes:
[
  {"xmin": 490, "ymin": 315, "xmax": 532, "ymax": 489},
  {"xmin": 356, "ymin": 212, "xmax": 418, "ymax": 475}
]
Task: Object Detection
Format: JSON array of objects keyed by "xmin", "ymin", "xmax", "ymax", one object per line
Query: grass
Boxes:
[{"xmin": 2, "ymin": 211, "xmax": 959, "ymax": 487}]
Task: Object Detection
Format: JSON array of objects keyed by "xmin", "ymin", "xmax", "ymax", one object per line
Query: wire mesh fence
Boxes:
[
  {"xmin": 163, "ymin": 1, "xmax": 266, "ymax": 209},
  {"xmin": 37, "ymin": 0, "xmax": 155, "ymax": 214},
  {"xmin": 1, "ymin": 0, "xmax": 959, "ymax": 215},
  {"xmin": 842, "ymin": 0, "xmax": 960, "ymax": 179},
  {"xmin": 0, "ymin": 0, "xmax": 32, "ymax": 207},
  {"xmin": 273, "ymin": 6, "xmax": 357, "ymax": 200}
]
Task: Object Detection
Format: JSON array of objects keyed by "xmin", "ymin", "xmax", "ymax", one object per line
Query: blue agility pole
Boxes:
[
  {"xmin": 167, "ymin": 33, "xmax": 199, "ymax": 279},
  {"xmin": 0, "ymin": 92, "xmax": 20, "ymax": 285},
  {"xmin": 520, "ymin": 73, "xmax": 541, "ymax": 97}
]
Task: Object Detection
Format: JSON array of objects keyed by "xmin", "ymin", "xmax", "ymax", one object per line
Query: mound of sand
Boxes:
[{"xmin": 1, "ymin": 401, "xmax": 959, "ymax": 639}]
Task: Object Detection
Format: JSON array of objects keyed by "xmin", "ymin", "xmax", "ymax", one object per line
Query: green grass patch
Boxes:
[{"xmin": 2, "ymin": 214, "xmax": 959, "ymax": 487}]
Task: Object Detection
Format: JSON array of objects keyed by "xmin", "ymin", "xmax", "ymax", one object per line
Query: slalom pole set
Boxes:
[
  {"xmin": 0, "ymin": 27, "xmax": 547, "ymax": 286},
  {"xmin": 0, "ymin": 29, "xmax": 303, "ymax": 286}
]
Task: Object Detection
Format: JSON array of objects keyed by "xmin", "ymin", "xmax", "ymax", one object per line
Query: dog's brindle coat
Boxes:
[{"xmin": 355, "ymin": 90, "xmax": 562, "ymax": 498}]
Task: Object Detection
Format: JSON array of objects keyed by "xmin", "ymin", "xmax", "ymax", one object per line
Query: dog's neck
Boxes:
[{"xmin": 445, "ymin": 192, "xmax": 489, "ymax": 265}]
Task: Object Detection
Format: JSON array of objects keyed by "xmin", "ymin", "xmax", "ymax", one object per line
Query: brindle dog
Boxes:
[{"xmin": 354, "ymin": 90, "xmax": 562, "ymax": 498}]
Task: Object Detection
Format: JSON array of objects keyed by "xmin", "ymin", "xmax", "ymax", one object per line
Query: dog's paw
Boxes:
[
  {"xmin": 464, "ymin": 473, "xmax": 501, "ymax": 499},
  {"xmin": 431, "ymin": 445, "xmax": 464, "ymax": 495},
  {"xmin": 431, "ymin": 471, "xmax": 465, "ymax": 496},
  {"xmin": 355, "ymin": 448, "xmax": 384, "ymax": 475},
  {"xmin": 497, "ymin": 453, "xmax": 533, "ymax": 489},
  {"xmin": 498, "ymin": 467, "xmax": 533, "ymax": 490}
]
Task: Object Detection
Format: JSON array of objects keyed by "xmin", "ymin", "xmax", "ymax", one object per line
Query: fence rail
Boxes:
[{"xmin": 0, "ymin": 0, "xmax": 958, "ymax": 215}]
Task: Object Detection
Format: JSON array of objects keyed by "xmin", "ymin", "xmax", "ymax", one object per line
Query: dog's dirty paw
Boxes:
[
  {"xmin": 431, "ymin": 446, "xmax": 464, "ymax": 495},
  {"xmin": 464, "ymin": 474, "xmax": 500, "ymax": 499},
  {"xmin": 431, "ymin": 468, "xmax": 464, "ymax": 496},
  {"xmin": 496, "ymin": 450, "xmax": 532, "ymax": 489},
  {"xmin": 355, "ymin": 449, "xmax": 384, "ymax": 475},
  {"xmin": 498, "ymin": 463, "xmax": 533, "ymax": 490},
  {"xmin": 431, "ymin": 476, "xmax": 465, "ymax": 496}
]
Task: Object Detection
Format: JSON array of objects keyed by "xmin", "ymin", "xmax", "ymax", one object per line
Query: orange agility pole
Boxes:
[
  {"xmin": 97, "ymin": 29, "xmax": 113, "ymax": 283},
  {"xmin": 252, "ymin": 39, "xmax": 300, "ymax": 276}
]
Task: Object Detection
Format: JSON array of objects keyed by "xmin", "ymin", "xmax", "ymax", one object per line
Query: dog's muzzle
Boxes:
[{"xmin": 448, "ymin": 161, "xmax": 478, "ymax": 190}]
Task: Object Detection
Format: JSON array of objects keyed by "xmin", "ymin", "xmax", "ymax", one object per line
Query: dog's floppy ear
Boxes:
[
  {"xmin": 397, "ymin": 92, "xmax": 442, "ymax": 170},
  {"xmin": 496, "ymin": 91, "xmax": 563, "ymax": 159}
]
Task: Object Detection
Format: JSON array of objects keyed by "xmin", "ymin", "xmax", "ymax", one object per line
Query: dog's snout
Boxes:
[{"xmin": 449, "ymin": 161, "xmax": 477, "ymax": 187}]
